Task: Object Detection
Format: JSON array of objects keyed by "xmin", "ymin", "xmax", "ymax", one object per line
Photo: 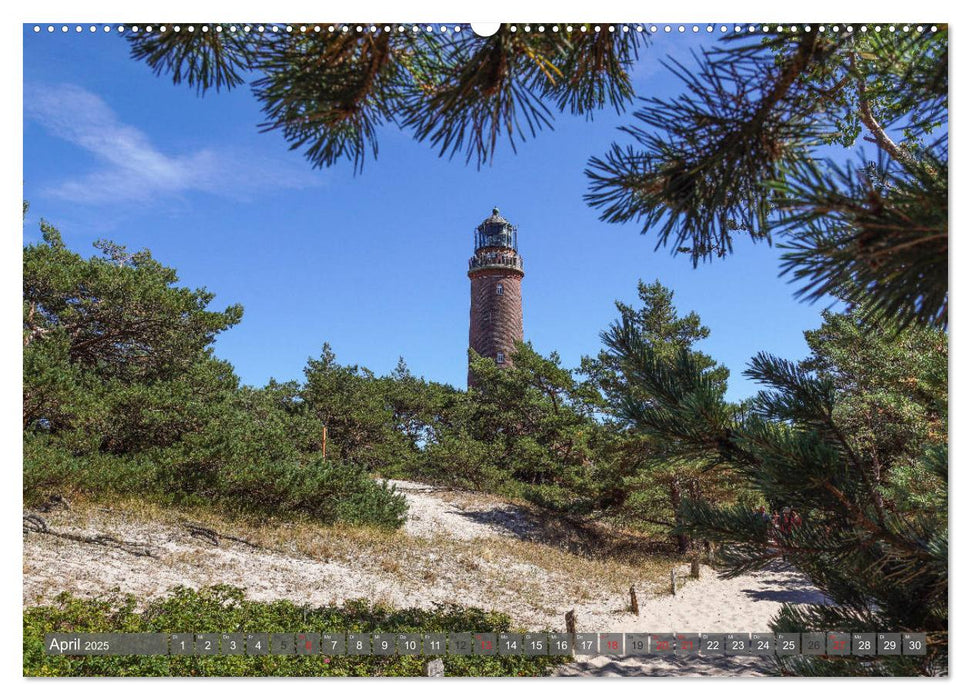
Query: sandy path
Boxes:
[
  {"xmin": 552, "ymin": 560, "xmax": 828, "ymax": 676},
  {"xmin": 23, "ymin": 481, "xmax": 827, "ymax": 676},
  {"xmin": 388, "ymin": 479, "xmax": 528, "ymax": 540}
]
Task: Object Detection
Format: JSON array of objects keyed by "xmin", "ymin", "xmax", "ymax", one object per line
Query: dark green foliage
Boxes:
[
  {"xmin": 24, "ymin": 222, "xmax": 244, "ymax": 456},
  {"xmin": 300, "ymin": 344, "xmax": 403, "ymax": 468},
  {"xmin": 24, "ymin": 587, "xmax": 566, "ymax": 677},
  {"xmin": 586, "ymin": 33, "xmax": 829, "ymax": 259},
  {"xmin": 381, "ymin": 357, "xmax": 458, "ymax": 455},
  {"xmin": 399, "ymin": 26, "xmax": 644, "ymax": 166},
  {"xmin": 128, "ymin": 26, "xmax": 255, "ymax": 94},
  {"xmin": 127, "ymin": 24, "xmax": 648, "ymax": 171},
  {"xmin": 211, "ymin": 458, "xmax": 407, "ymax": 528},
  {"xmin": 24, "ymin": 224, "xmax": 243, "ymax": 383},
  {"xmin": 466, "ymin": 344, "xmax": 599, "ymax": 489},
  {"xmin": 602, "ymin": 308, "xmax": 947, "ymax": 675},
  {"xmin": 416, "ymin": 427, "xmax": 505, "ymax": 491},
  {"xmin": 23, "ymin": 223, "xmax": 405, "ymax": 529},
  {"xmin": 586, "ymin": 29, "xmax": 948, "ymax": 331},
  {"xmin": 775, "ymin": 148, "xmax": 947, "ymax": 329},
  {"xmin": 128, "ymin": 25, "xmax": 947, "ymax": 331},
  {"xmin": 579, "ymin": 281, "xmax": 740, "ymax": 548},
  {"xmin": 412, "ymin": 343, "xmax": 602, "ymax": 511},
  {"xmin": 800, "ymin": 311, "xmax": 947, "ymax": 514},
  {"xmin": 581, "ymin": 279, "xmax": 727, "ymax": 414},
  {"xmin": 24, "ymin": 437, "xmax": 160, "ymax": 500},
  {"xmin": 300, "ymin": 348, "xmax": 456, "ymax": 474},
  {"xmin": 24, "ymin": 424, "xmax": 406, "ymax": 530},
  {"xmin": 253, "ymin": 30, "xmax": 419, "ymax": 172}
]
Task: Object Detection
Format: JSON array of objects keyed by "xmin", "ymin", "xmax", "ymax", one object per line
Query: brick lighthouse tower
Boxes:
[{"xmin": 468, "ymin": 208, "xmax": 524, "ymax": 386}]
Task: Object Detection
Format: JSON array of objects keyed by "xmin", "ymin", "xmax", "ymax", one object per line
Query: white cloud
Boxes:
[{"xmin": 24, "ymin": 83, "xmax": 319, "ymax": 205}]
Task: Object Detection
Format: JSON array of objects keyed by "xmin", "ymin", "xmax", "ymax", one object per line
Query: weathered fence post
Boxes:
[
  {"xmin": 565, "ymin": 609, "xmax": 577, "ymax": 635},
  {"xmin": 629, "ymin": 585, "xmax": 639, "ymax": 615},
  {"xmin": 425, "ymin": 658, "xmax": 445, "ymax": 677},
  {"xmin": 691, "ymin": 553, "xmax": 701, "ymax": 578},
  {"xmin": 670, "ymin": 568, "xmax": 677, "ymax": 595}
]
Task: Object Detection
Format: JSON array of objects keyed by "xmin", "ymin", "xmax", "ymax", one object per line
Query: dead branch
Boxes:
[
  {"xmin": 36, "ymin": 494, "xmax": 72, "ymax": 513},
  {"xmin": 23, "ymin": 512, "xmax": 157, "ymax": 558},
  {"xmin": 181, "ymin": 520, "xmax": 261, "ymax": 549},
  {"xmin": 23, "ymin": 514, "xmax": 49, "ymax": 533}
]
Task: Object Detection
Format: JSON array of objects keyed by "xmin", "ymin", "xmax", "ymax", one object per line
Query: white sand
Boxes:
[
  {"xmin": 552, "ymin": 561, "xmax": 828, "ymax": 676},
  {"xmin": 389, "ymin": 479, "xmax": 521, "ymax": 540},
  {"xmin": 23, "ymin": 480, "xmax": 827, "ymax": 676}
]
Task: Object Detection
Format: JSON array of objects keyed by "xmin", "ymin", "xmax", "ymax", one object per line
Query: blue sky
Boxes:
[{"xmin": 22, "ymin": 26, "xmax": 844, "ymax": 402}]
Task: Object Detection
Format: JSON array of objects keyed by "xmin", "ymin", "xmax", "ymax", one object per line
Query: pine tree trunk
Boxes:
[{"xmin": 669, "ymin": 478, "xmax": 690, "ymax": 555}]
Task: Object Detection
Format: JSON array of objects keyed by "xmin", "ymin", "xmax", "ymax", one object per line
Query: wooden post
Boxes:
[
  {"xmin": 565, "ymin": 609, "xmax": 577, "ymax": 636},
  {"xmin": 691, "ymin": 553, "xmax": 701, "ymax": 578},
  {"xmin": 629, "ymin": 585, "xmax": 639, "ymax": 615},
  {"xmin": 321, "ymin": 425, "xmax": 328, "ymax": 461},
  {"xmin": 425, "ymin": 658, "xmax": 444, "ymax": 677},
  {"xmin": 670, "ymin": 568, "xmax": 677, "ymax": 595}
]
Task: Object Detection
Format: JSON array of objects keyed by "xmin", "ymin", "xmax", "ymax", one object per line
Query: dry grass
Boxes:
[
  {"xmin": 25, "ymin": 489, "xmax": 687, "ymax": 629},
  {"xmin": 64, "ymin": 490, "xmax": 681, "ymax": 582},
  {"xmin": 24, "ymin": 487, "xmax": 822, "ymax": 677}
]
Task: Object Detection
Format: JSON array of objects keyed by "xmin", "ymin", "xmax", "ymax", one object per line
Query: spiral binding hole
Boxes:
[{"xmin": 28, "ymin": 23, "xmax": 945, "ymax": 38}]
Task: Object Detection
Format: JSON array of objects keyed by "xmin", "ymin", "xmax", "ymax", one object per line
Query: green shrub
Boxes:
[
  {"xmin": 24, "ymin": 586, "xmax": 566, "ymax": 677},
  {"xmin": 24, "ymin": 436, "xmax": 160, "ymax": 506},
  {"xmin": 520, "ymin": 483, "xmax": 591, "ymax": 515},
  {"xmin": 214, "ymin": 458, "xmax": 408, "ymax": 529},
  {"xmin": 24, "ymin": 436, "xmax": 407, "ymax": 530}
]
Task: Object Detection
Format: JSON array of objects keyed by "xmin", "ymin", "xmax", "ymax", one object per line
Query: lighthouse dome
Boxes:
[{"xmin": 475, "ymin": 207, "xmax": 518, "ymax": 251}]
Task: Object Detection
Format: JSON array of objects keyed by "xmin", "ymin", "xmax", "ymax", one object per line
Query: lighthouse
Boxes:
[{"xmin": 467, "ymin": 208, "xmax": 525, "ymax": 386}]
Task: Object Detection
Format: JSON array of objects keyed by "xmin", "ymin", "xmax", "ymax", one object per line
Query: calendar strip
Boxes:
[{"xmin": 44, "ymin": 632, "xmax": 928, "ymax": 657}]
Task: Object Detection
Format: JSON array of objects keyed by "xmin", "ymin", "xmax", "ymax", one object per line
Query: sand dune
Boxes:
[{"xmin": 23, "ymin": 480, "xmax": 827, "ymax": 676}]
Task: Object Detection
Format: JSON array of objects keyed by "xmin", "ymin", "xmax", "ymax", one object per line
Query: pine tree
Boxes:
[
  {"xmin": 461, "ymin": 342, "xmax": 600, "ymax": 501},
  {"xmin": 586, "ymin": 29, "xmax": 947, "ymax": 331},
  {"xmin": 602, "ymin": 308, "xmax": 947, "ymax": 675},
  {"xmin": 585, "ymin": 31, "xmax": 949, "ymax": 674},
  {"xmin": 129, "ymin": 26, "xmax": 947, "ymax": 330},
  {"xmin": 127, "ymin": 24, "xmax": 647, "ymax": 171},
  {"xmin": 581, "ymin": 280, "xmax": 738, "ymax": 551}
]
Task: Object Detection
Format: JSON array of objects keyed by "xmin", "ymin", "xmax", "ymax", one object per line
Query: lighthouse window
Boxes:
[
  {"xmin": 496, "ymin": 352, "xmax": 505, "ymax": 364},
  {"xmin": 496, "ymin": 283, "xmax": 504, "ymax": 295}
]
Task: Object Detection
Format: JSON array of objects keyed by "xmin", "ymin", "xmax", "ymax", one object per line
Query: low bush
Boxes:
[
  {"xmin": 24, "ymin": 437, "xmax": 407, "ymax": 530},
  {"xmin": 213, "ymin": 458, "xmax": 408, "ymax": 529},
  {"xmin": 24, "ymin": 586, "xmax": 566, "ymax": 677}
]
